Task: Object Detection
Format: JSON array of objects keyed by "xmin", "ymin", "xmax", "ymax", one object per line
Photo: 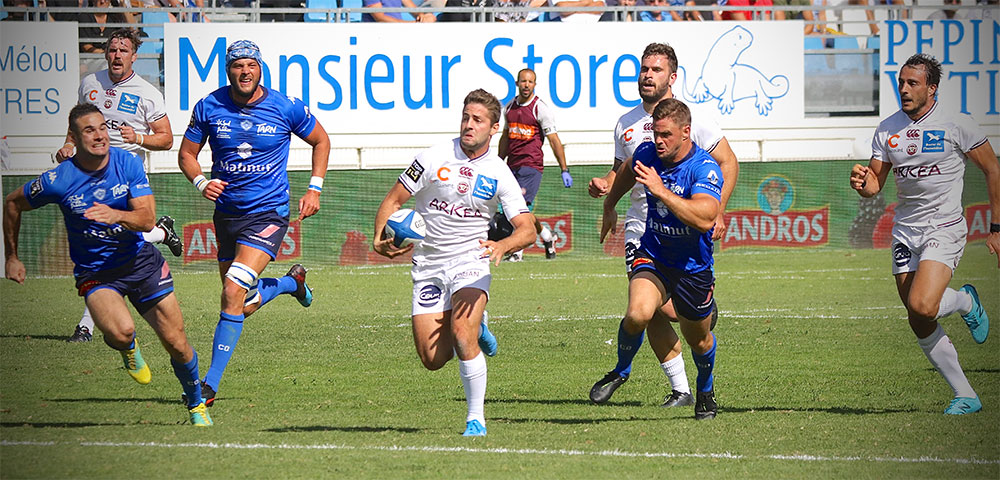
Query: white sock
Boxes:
[
  {"xmin": 142, "ymin": 226, "xmax": 165, "ymax": 243},
  {"xmin": 459, "ymin": 352, "xmax": 487, "ymax": 424},
  {"xmin": 79, "ymin": 305, "xmax": 94, "ymax": 331},
  {"xmin": 937, "ymin": 288, "xmax": 973, "ymax": 319},
  {"xmin": 918, "ymin": 324, "xmax": 976, "ymax": 398},
  {"xmin": 540, "ymin": 226, "xmax": 554, "ymax": 242},
  {"xmin": 660, "ymin": 354, "xmax": 691, "ymax": 394}
]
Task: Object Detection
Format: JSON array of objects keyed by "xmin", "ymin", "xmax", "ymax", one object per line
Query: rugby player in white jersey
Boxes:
[
  {"xmin": 54, "ymin": 28, "xmax": 183, "ymax": 343},
  {"xmin": 373, "ymin": 89, "xmax": 536, "ymax": 437},
  {"xmin": 587, "ymin": 42, "xmax": 739, "ymax": 407},
  {"xmin": 850, "ymin": 53, "xmax": 999, "ymax": 415}
]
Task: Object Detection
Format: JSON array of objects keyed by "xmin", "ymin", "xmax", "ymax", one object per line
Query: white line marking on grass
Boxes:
[{"xmin": 2, "ymin": 440, "xmax": 996, "ymax": 465}]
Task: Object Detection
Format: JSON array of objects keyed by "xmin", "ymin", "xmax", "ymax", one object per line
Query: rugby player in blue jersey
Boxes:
[
  {"xmin": 4, "ymin": 104, "xmax": 212, "ymax": 426},
  {"xmin": 177, "ymin": 40, "xmax": 331, "ymax": 407},
  {"xmin": 598, "ymin": 99, "xmax": 724, "ymax": 420}
]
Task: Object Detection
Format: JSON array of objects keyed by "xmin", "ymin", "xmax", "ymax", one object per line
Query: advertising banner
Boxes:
[
  {"xmin": 164, "ymin": 22, "xmax": 804, "ymax": 135},
  {"xmin": 879, "ymin": 19, "xmax": 1000, "ymax": 124},
  {"xmin": 0, "ymin": 22, "xmax": 80, "ymax": 136}
]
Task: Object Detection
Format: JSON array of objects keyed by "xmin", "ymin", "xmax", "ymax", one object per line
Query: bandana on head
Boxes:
[{"xmin": 226, "ymin": 40, "xmax": 262, "ymax": 68}]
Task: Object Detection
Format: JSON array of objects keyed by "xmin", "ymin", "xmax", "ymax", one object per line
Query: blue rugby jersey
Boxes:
[
  {"xmin": 23, "ymin": 147, "xmax": 152, "ymax": 276},
  {"xmin": 632, "ymin": 141, "xmax": 723, "ymax": 274},
  {"xmin": 184, "ymin": 87, "xmax": 317, "ymax": 216}
]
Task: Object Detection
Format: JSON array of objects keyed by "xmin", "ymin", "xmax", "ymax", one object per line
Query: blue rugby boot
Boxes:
[
  {"xmin": 478, "ymin": 311, "xmax": 498, "ymax": 357},
  {"xmin": 462, "ymin": 419, "xmax": 487, "ymax": 436},
  {"xmin": 944, "ymin": 396, "xmax": 982, "ymax": 415},
  {"xmin": 960, "ymin": 284, "xmax": 988, "ymax": 344}
]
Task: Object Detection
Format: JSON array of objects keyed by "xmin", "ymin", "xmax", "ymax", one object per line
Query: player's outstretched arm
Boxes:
[
  {"xmin": 3, "ymin": 187, "xmax": 34, "ymax": 284},
  {"xmin": 297, "ymin": 122, "xmax": 331, "ymax": 222},
  {"xmin": 965, "ymin": 140, "xmax": 1000, "ymax": 265},
  {"xmin": 710, "ymin": 137, "xmax": 738, "ymax": 240},
  {"xmin": 588, "ymin": 158, "xmax": 622, "ymax": 198},
  {"xmin": 373, "ymin": 181, "xmax": 415, "ymax": 258},
  {"xmin": 600, "ymin": 160, "xmax": 637, "ymax": 243},
  {"xmin": 849, "ymin": 157, "xmax": 890, "ymax": 198},
  {"xmin": 178, "ymin": 137, "xmax": 226, "ymax": 201}
]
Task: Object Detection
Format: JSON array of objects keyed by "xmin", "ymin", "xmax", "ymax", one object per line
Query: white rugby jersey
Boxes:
[
  {"xmin": 78, "ymin": 70, "xmax": 167, "ymax": 160},
  {"xmin": 871, "ymin": 102, "xmax": 987, "ymax": 228},
  {"xmin": 614, "ymin": 102, "xmax": 724, "ymax": 232},
  {"xmin": 398, "ymin": 138, "xmax": 530, "ymax": 266}
]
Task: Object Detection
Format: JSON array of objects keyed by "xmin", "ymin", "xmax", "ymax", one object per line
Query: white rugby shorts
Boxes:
[
  {"xmin": 411, "ymin": 253, "xmax": 492, "ymax": 316},
  {"xmin": 890, "ymin": 218, "xmax": 967, "ymax": 275}
]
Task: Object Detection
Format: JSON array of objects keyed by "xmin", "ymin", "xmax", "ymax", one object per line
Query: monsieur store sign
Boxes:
[{"xmin": 165, "ymin": 22, "xmax": 804, "ymax": 134}]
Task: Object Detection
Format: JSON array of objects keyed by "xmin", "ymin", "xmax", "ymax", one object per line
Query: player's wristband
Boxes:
[
  {"xmin": 192, "ymin": 174, "xmax": 209, "ymax": 193},
  {"xmin": 135, "ymin": 133, "xmax": 144, "ymax": 146},
  {"xmin": 990, "ymin": 223, "xmax": 1000, "ymax": 234},
  {"xmin": 308, "ymin": 175, "xmax": 324, "ymax": 193}
]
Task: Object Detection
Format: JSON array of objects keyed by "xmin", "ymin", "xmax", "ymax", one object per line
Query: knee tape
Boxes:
[{"xmin": 226, "ymin": 262, "xmax": 260, "ymax": 306}]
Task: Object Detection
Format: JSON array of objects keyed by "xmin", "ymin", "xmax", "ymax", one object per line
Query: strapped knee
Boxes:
[{"xmin": 225, "ymin": 262, "xmax": 260, "ymax": 306}]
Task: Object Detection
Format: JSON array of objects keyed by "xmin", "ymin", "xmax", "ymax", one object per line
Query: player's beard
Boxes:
[
  {"xmin": 231, "ymin": 75, "xmax": 261, "ymax": 102},
  {"xmin": 639, "ymin": 81, "xmax": 670, "ymax": 105}
]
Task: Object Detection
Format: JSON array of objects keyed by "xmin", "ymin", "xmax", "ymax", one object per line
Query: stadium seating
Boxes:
[
  {"xmin": 341, "ymin": 0, "xmax": 362, "ymax": 22},
  {"xmin": 135, "ymin": 10, "xmax": 171, "ymax": 85},
  {"xmin": 832, "ymin": 36, "xmax": 864, "ymax": 74},
  {"xmin": 803, "ymin": 36, "xmax": 827, "ymax": 74},
  {"xmin": 305, "ymin": 0, "xmax": 339, "ymax": 21}
]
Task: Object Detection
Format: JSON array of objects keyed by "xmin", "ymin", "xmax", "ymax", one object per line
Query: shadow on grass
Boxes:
[
  {"xmin": 263, "ymin": 425, "xmax": 422, "ymax": 433},
  {"xmin": 492, "ymin": 416, "xmax": 662, "ymax": 425},
  {"xmin": 2, "ymin": 421, "xmax": 126, "ymax": 428},
  {"xmin": 723, "ymin": 405, "xmax": 917, "ymax": 415},
  {"xmin": 47, "ymin": 397, "xmax": 186, "ymax": 406},
  {"xmin": 0, "ymin": 334, "xmax": 73, "ymax": 342},
  {"xmin": 482, "ymin": 397, "xmax": 644, "ymax": 407}
]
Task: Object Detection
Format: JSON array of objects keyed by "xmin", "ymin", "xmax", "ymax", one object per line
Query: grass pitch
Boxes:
[{"xmin": 1, "ymin": 246, "xmax": 997, "ymax": 478}]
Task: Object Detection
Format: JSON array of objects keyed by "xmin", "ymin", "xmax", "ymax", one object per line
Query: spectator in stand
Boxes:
[
  {"xmin": 718, "ymin": 0, "xmax": 771, "ymax": 19},
  {"xmin": 364, "ymin": 0, "xmax": 437, "ymax": 21},
  {"xmin": 641, "ymin": 0, "xmax": 683, "ymax": 20},
  {"xmin": 685, "ymin": 0, "xmax": 720, "ymax": 19},
  {"xmin": 614, "ymin": 0, "xmax": 640, "ymax": 21},
  {"xmin": 547, "ymin": 0, "xmax": 605, "ymax": 22},
  {"xmin": 773, "ymin": 0, "xmax": 824, "ymax": 33},
  {"xmin": 853, "ymin": 0, "xmax": 907, "ymax": 35},
  {"xmin": 494, "ymin": 0, "xmax": 547, "ymax": 22},
  {"xmin": 78, "ymin": 0, "xmax": 137, "ymax": 53}
]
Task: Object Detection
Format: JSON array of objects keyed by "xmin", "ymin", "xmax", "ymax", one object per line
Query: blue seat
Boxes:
[
  {"xmin": 866, "ymin": 36, "xmax": 879, "ymax": 75},
  {"xmin": 804, "ymin": 37, "xmax": 827, "ymax": 74},
  {"xmin": 305, "ymin": 0, "xmax": 338, "ymax": 22},
  {"xmin": 342, "ymin": 0, "xmax": 362, "ymax": 22},
  {"xmin": 832, "ymin": 36, "xmax": 864, "ymax": 74}
]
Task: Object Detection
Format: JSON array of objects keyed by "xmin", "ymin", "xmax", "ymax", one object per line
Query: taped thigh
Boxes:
[{"xmin": 225, "ymin": 262, "xmax": 261, "ymax": 306}]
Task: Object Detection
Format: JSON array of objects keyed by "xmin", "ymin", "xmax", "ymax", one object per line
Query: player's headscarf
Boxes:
[{"xmin": 226, "ymin": 40, "xmax": 263, "ymax": 69}]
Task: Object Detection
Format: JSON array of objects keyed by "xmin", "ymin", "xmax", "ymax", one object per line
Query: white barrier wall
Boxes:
[{"xmin": 0, "ymin": 23, "xmax": 79, "ymax": 136}]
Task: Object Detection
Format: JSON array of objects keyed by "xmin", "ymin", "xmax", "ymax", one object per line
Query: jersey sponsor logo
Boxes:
[
  {"xmin": 887, "ymin": 134, "xmax": 900, "ymax": 149},
  {"xmin": 428, "ymin": 198, "xmax": 485, "ymax": 218},
  {"xmin": 437, "ymin": 166, "xmax": 451, "ymax": 181},
  {"xmin": 906, "ymin": 144, "xmax": 917, "ymax": 155},
  {"xmin": 237, "ymin": 142, "xmax": 252, "ymax": 160},
  {"xmin": 649, "ymin": 219, "xmax": 692, "ymax": 237},
  {"xmin": 256, "ymin": 123, "xmax": 277, "ymax": 135},
  {"xmin": 220, "ymin": 160, "xmax": 273, "ymax": 174},
  {"xmin": 508, "ymin": 122, "xmax": 538, "ymax": 140},
  {"xmin": 104, "ymin": 100, "xmax": 113, "ymax": 109},
  {"xmin": 459, "ymin": 166, "xmax": 473, "ymax": 178},
  {"xmin": 188, "ymin": 114, "xmax": 196, "ymax": 128},
  {"xmin": 117, "ymin": 92, "xmax": 139, "ymax": 115},
  {"xmin": 906, "ymin": 128, "xmax": 920, "ymax": 139},
  {"xmin": 105, "ymin": 89, "xmax": 117, "ymax": 97},
  {"xmin": 255, "ymin": 224, "xmax": 281, "ymax": 238},
  {"xmin": 630, "ymin": 257, "xmax": 653, "ymax": 270},
  {"xmin": 707, "ymin": 169, "xmax": 720, "ymax": 185},
  {"xmin": 892, "ymin": 242, "xmax": 911, "ymax": 268},
  {"xmin": 93, "ymin": 188, "xmax": 106, "ymax": 201},
  {"xmin": 623, "ymin": 128, "xmax": 633, "ymax": 143},
  {"xmin": 405, "ymin": 160, "xmax": 424, "ymax": 182},
  {"xmin": 68, "ymin": 194, "xmax": 87, "ymax": 212},
  {"xmin": 88, "ymin": 89, "xmax": 99, "ymax": 101},
  {"xmin": 83, "ymin": 224, "xmax": 127, "ymax": 240},
  {"xmin": 472, "ymin": 175, "xmax": 497, "ymax": 200},
  {"xmin": 417, "ymin": 284, "xmax": 443, "ymax": 308},
  {"xmin": 215, "ymin": 119, "xmax": 232, "ymax": 133},
  {"xmin": 47, "ymin": 171, "xmax": 57, "ymax": 182},
  {"xmin": 457, "ymin": 181, "xmax": 470, "ymax": 194},
  {"xmin": 241, "ymin": 119, "xmax": 253, "ymax": 130},
  {"xmin": 29, "ymin": 178, "xmax": 43, "ymax": 198},
  {"xmin": 111, "ymin": 183, "xmax": 129, "ymax": 199},
  {"xmin": 922, "ymin": 130, "xmax": 945, "ymax": 153},
  {"xmin": 893, "ymin": 164, "xmax": 942, "ymax": 178},
  {"xmin": 454, "ymin": 269, "xmax": 481, "ymax": 280}
]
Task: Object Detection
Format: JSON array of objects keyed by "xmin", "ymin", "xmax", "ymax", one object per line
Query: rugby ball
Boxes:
[{"xmin": 385, "ymin": 208, "xmax": 426, "ymax": 248}]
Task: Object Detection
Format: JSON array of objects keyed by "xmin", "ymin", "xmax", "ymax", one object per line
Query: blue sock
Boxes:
[
  {"xmin": 256, "ymin": 276, "xmax": 297, "ymax": 307},
  {"xmin": 692, "ymin": 333, "xmax": 717, "ymax": 393},
  {"xmin": 171, "ymin": 351, "xmax": 202, "ymax": 409},
  {"xmin": 612, "ymin": 319, "xmax": 644, "ymax": 377},
  {"xmin": 203, "ymin": 312, "xmax": 244, "ymax": 390}
]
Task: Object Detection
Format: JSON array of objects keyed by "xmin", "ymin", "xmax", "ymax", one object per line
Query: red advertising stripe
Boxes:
[{"xmin": 721, "ymin": 207, "xmax": 829, "ymax": 250}]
